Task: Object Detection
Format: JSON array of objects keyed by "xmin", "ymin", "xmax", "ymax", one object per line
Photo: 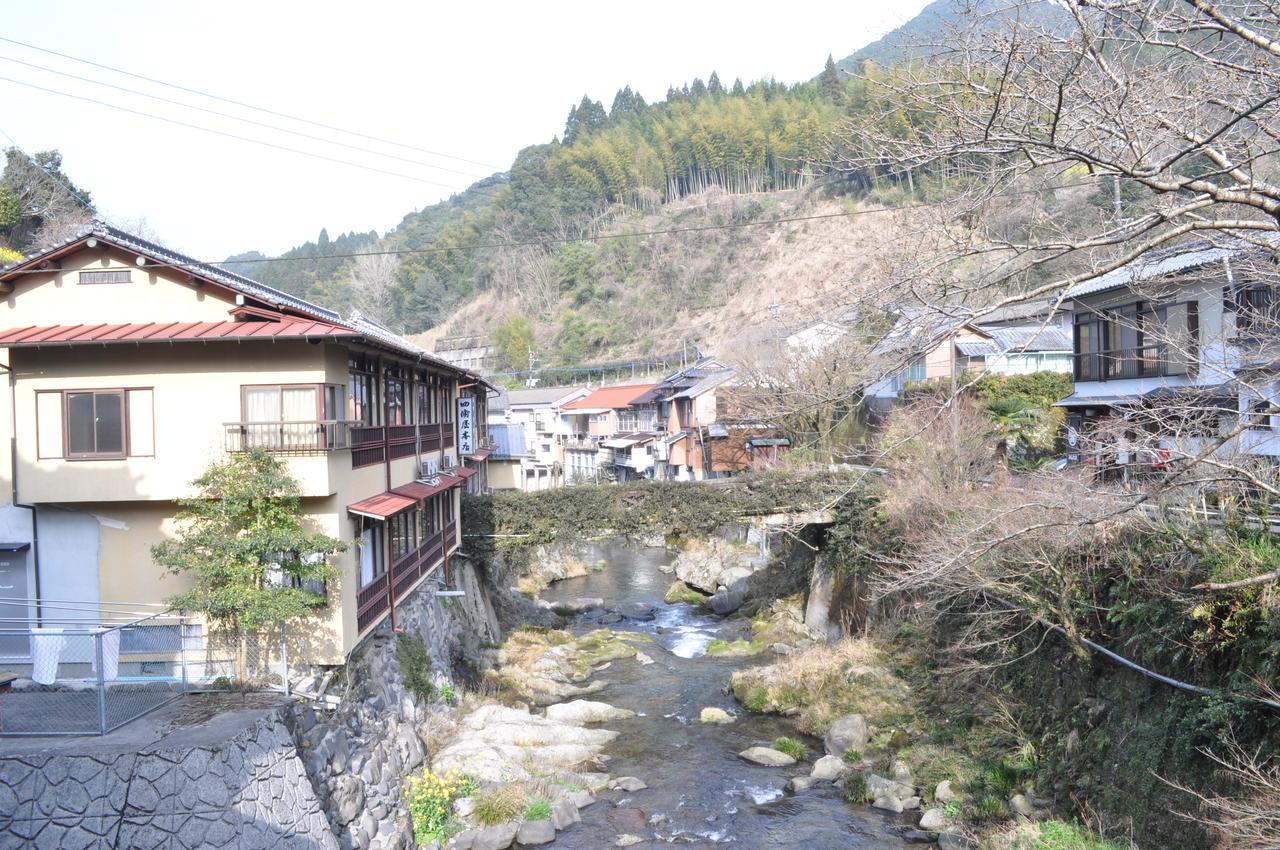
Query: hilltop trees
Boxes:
[{"xmin": 0, "ymin": 148, "xmax": 93, "ymax": 254}]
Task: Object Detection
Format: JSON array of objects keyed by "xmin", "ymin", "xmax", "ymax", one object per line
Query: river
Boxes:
[{"xmin": 536, "ymin": 540, "xmax": 916, "ymax": 849}]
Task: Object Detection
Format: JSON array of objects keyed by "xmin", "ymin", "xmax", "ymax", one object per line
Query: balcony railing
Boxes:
[
  {"xmin": 224, "ymin": 420, "xmax": 359, "ymax": 454},
  {"xmin": 563, "ymin": 435, "xmax": 599, "ymax": 451},
  {"xmin": 1074, "ymin": 345, "xmax": 1167, "ymax": 382}
]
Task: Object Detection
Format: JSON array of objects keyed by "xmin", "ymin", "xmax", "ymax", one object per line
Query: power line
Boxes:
[
  {"xmin": 0, "ymin": 54, "xmax": 493, "ymax": 180},
  {"xmin": 0, "ymin": 35, "xmax": 503, "ymax": 171},
  {"xmin": 0, "ymin": 74, "xmax": 477, "ymax": 191}
]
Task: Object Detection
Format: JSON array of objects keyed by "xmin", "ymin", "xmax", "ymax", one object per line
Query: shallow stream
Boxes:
[{"xmin": 536, "ymin": 540, "xmax": 915, "ymax": 849}]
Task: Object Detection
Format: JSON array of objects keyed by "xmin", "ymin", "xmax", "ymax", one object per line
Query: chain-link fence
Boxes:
[{"xmin": 0, "ymin": 609, "xmax": 192, "ymax": 736}]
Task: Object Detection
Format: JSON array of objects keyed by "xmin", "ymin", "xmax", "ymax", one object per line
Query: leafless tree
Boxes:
[{"xmin": 349, "ymin": 252, "xmax": 402, "ymax": 328}]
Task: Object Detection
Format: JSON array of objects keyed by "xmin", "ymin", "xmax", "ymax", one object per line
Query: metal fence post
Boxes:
[
  {"xmin": 94, "ymin": 630, "xmax": 107, "ymax": 735},
  {"xmin": 279, "ymin": 621, "xmax": 290, "ymax": 698},
  {"xmin": 179, "ymin": 616, "xmax": 189, "ymax": 694}
]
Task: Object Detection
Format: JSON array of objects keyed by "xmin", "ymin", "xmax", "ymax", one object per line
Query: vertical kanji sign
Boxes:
[{"xmin": 457, "ymin": 395, "xmax": 475, "ymax": 456}]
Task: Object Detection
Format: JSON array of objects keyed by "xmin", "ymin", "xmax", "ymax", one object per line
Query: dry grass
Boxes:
[
  {"xmin": 730, "ymin": 637, "xmax": 913, "ymax": 735},
  {"xmin": 471, "ymin": 784, "xmax": 530, "ymax": 826}
]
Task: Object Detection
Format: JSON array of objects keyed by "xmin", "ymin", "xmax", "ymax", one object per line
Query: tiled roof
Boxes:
[
  {"xmin": 505, "ymin": 386, "xmax": 588, "ymax": 407},
  {"xmin": 979, "ymin": 324, "xmax": 1073, "ymax": 353},
  {"xmin": 0, "ymin": 319, "xmax": 357, "ymax": 347},
  {"xmin": 562, "ymin": 383, "xmax": 659, "ymax": 411},
  {"xmin": 1064, "ymin": 236, "xmax": 1280, "ymax": 299},
  {"xmin": 347, "ymin": 491, "xmax": 418, "ymax": 520},
  {"xmin": 0, "ymin": 220, "xmax": 457, "ymax": 368},
  {"xmin": 669, "ymin": 369, "xmax": 734, "ymax": 400}
]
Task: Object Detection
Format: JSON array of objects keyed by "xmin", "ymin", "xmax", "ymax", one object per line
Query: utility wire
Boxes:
[
  {"xmin": 0, "ymin": 35, "xmax": 502, "ymax": 171},
  {"xmin": 0, "ymin": 54, "xmax": 493, "ymax": 180},
  {"xmin": 0, "ymin": 74, "xmax": 475, "ymax": 191}
]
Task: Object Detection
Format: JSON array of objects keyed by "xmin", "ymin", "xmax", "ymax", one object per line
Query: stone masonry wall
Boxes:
[{"xmin": 0, "ymin": 709, "xmax": 335, "ymax": 850}]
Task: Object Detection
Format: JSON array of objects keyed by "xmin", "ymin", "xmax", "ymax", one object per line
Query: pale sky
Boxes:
[{"xmin": 2, "ymin": 1, "xmax": 931, "ymax": 260}]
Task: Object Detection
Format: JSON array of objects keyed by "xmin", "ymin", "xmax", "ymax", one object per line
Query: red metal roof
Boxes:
[
  {"xmin": 452, "ymin": 466, "xmax": 478, "ymax": 479},
  {"xmin": 392, "ymin": 477, "xmax": 458, "ymax": 501},
  {"xmin": 0, "ymin": 319, "xmax": 357, "ymax": 347},
  {"xmin": 347, "ymin": 492, "xmax": 417, "ymax": 520},
  {"xmin": 466, "ymin": 448, "xmax": 493, "ymax": 461},
  {"xmin": 562, "ymin": 383, "xmax": 659, "ymax": 411}
]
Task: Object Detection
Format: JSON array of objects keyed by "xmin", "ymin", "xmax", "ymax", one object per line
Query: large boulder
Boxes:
[
  {"xmin": 810, "ymin": 755, "xmax": 846, "ymax": 782},
  {"xmin": 699, "ymin": 707, "xmax": 734, "ymax": 724},
  {"xmin": 432, "ymin": 705, "xmax": 618, "ymax": 782},
  {"xmin": 674, "ymin": 539, "xmax": 755, "ymax": 593},
  {"xmin": 545, "ymin": 700, "xmax": 635, "ymax": 726},
  {"xmin": 824, "ymin": 714, "xmax": 869, "ymax": 756},
  {"xmin": 516, "ymin": 819, "xmax": 555, "ymax": 846},
  {"xmin": 709, "ymin": 579, "xmax": 749, "ymax": 615},
  {"xmin": 919, "ymin": 808, "xmax": 948, "ymax": 831},
  {"xmin": 551, "ymin": 597, "xmax": 605, "ymax": 616},
  {"xmin": 617, "ymin": 602, "xmax": 656, "ymax": 621},
  {"xmin": 738, "ymin": 746, "xmax": 796, "ymax": 767},
  {"xmin": 471, "ymin": 822, "xmax": 518, "ymax": 850},
  {"xmin": 934, "ymin": 780, "xmax": 961, "ymax": 803}
]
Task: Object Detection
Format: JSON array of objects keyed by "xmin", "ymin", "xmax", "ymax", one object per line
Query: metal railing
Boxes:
[
  {"xmin": 224, "ymin": 420, "xmax": 359, "ymax": 453},
  {"xmin": 1073, "ymin": 345, "xmax": 1167, "ymax": 381},
  {"xmin": 0, "ymin": 606, "xmax": 192, "ymax": 736},
  {"xmin": 563, "ymin": 435, "xmax": 599, "ymax": 451}
]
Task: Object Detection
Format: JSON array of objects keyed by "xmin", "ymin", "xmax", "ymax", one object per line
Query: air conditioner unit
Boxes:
[
  {"xmin": 422, "ymin": 458, "xmax": 439, "ymax": 477},
  {"xmin": 442, "ymin": 453, "xmax": 456, "ymax": 470}
]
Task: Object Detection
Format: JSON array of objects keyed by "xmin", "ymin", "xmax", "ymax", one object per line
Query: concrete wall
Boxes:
[{"xmin": 0, "ymin": 708, "xmax": 338, "ymax": 850}]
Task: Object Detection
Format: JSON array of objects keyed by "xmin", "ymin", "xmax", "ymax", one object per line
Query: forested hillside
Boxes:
[{"xmin": 219, "ymin": 61, "xmax": 933, "ymax": 367}]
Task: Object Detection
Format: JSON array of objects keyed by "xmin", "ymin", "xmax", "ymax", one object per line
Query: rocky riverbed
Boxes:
[{"xmin": 425, "ymin": 539, "xmax": 927, "ymax": 850}]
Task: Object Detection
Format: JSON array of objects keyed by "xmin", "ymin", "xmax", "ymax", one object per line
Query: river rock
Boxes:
[
  {"xmin": 709, "ymin": 579, "xmax": 748, "ymax": 615},
  {"xmin": 516, "ymin": 819, "xmax": 555, "ymax": 846},
  {"xmin": 934, "ymin": 780, "xmax": 961, "ymax": 803},
  {"xmin": 865, "ymin": 773, "xmax": 916, "ymax": 802},
  {"xmin": 699, "ymin": 707, "xmax": 734, "ymax": 724},
  {"xmin": 634, "ymin": 651, "xmax": 655, "ymax": 666},
  {"xmin": 674, "ymin": 539, "xmax": 752, "ymax": 593},
  {"xmin": 432, "ymin": 705, "xmax": 618, "ymax": 781},
  {"xmin": 872, "ymin": 794, "xmax": 905, "ymax": 813},
  {"xmin": 551, "ymin": 798, "xmax": 581, "ymax": 829},
  {"xmin": 448, "ymin": 829, "xmax": 477, "ymax": 850},
  {"xmin": 789, "ymin": 776, "xmax": 816, "ymax": 792},
  {"xmin": 824, "ymin": 714, "xmax": 869, "ymax": 756},
  {"xmin": 608, "ymin": 807, "xmax": 648, "ymax": 830},
  {"xmin": 332, "ymin": 775, "xmax": 365, "ymax": 825},
  {"xmin": 891, "ymin": 760, "xmax": 913, "ymax": 783},
  {"xmin": 567, "ymin": 789, "xmax": 596, "ymax": 809},
  {"xmin": 471, "ymin": 822, "xmax": 518, "ymax": 850},
  {"xmin": 810, "ymin": 755, "xmax": 845, "ymax": 782},
  {"xmin": 609, "ymin": 776, "xmax": 648, "ymax": 792},
  {"xmin": 919, "ymin": 808, "xmax": 948, "ymax": 831},
  {"xmin": 615, "ymin": 836, "xmax": 643, "ymax": 847},
  {"xmin": 598, "ymin": 613, "xmax": 623, "ymax": 625},
  {"xmin": 1010, "ymin": 793, "xmax": 1036, "ymax": 817},
  {"xmin": 551, "ymin": 597, "xmax": 605, "ymax": 616},
  {"xmin": 618, "ymin": 602, "xmax": 656, "ymax": 621},
  {"xmin": 739, "ymin": 746, "xmax": 796, "ymax": 767},
  {"xmin": 546, "ymin": 700, "xmax": 636, "ymax": 726}
]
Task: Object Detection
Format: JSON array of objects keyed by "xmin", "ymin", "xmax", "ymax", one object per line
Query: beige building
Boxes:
[{"xmin": 0, "ymin": 222, "xmax": 489, "ymax": 667}]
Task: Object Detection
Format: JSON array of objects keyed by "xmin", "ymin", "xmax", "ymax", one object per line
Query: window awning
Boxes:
[
  {"xmin": 602, "ymin": 438, "xmax": 638, "ymax": 449},
  {"xmin": 955, "ymin": 340, "xmax": 999, "ymax": 357},
  {"xmin": 452, "ymin": 466, "xmax": 479, "ymax": 479},
  {"xmin": 392, "ymin": 477, "xmax": 456, "ymax": 501},
  {"xmin": 1052, "ymin": 392, "xmax": 1139, "ymax": 408},
  {"xmin": 347, "ymin": 492, "xmax": 417, "ymax": 520},
  {"xmin": 467, "ymin": 448, "xmax": 493, "ymax": 461}
]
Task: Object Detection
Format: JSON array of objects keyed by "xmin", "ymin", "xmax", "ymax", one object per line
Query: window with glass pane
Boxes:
[
  {"xmin": 66, "ymin": 390, "xmax": 125, "ymax": 457},
  {"xmin": 243, "ymin": 386, "xmax": 318, "ymax": 448},
  {"xmin": 386, "ymin": 379, "xmax": 405, "ymax": 425}
]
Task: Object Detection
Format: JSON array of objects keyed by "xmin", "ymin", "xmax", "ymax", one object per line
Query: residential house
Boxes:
[
  {"xmin": 640, "ymin": 359, "xmax": 738, "ymax": 480},
  {"xmin": 1055, "ymin": 239, "xmax": 1280, "ymax": 468},
  {"xmin": 559, "ymin": 383, "xmax": 659, "ymax": 483},
  {"xmin": 485, "ymin": 386, "xmax": 588, "ymax": 491},
  {"xmin": 0, "ymin": 221, "xmax": 488, "ymax": 670},
  {"xmin": 865, "ymin": 310, "xmax": 1073, "ymax": 413}
]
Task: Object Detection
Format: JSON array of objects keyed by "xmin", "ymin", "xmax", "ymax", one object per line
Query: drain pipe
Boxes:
[{"xmin": 1, "ymin": 361, "xmax": 41, "ymax": 623}]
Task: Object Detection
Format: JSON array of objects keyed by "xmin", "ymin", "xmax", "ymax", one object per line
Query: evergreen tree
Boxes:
[
  {"xmin": 690, "ymin": 77, "xmax": 708, "ymax": 98},
  {"xmin": 731, "ymin": 78, "xmax": 745, "ymax": 96},
  {"xmin": 563, "ymin": 102, "xmax": 582, "ymax": 144},
  {"xmin": 820, "ymin": 54, "xmax": 844, "ymax": 103},
  {"xmin": 708, "ymin": 71, "xmax": 723, "ymax": 96}
]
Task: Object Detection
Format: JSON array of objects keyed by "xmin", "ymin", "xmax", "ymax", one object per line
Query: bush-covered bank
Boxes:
[{"xmin": 464, "ymin": 471, "xmax": 862, "ymax": 555}]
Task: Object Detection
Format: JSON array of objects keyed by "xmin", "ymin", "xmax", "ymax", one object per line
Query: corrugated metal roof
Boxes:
[
  {"xmin": 348, "ymin": 492, "xmax": 417, "ymax": 520},
  {"xmin": 1062, "ymin": 237, "xmax": 1280, "ymax": 299},
  {"xmin": 505, "ymin": 386, "xmax": 588, "ymax": 407},
  {"xmin": 955, "ymin": 340, "xmax": 999, "ymax": 356},
  {"xmin": 979, "ymin": 324, "xmax": 1073, "ymax": 353},
  {"xmin": 392, "ymin": 477, "xmax": 457, "ymax": 501},
  {"xmin": 670, "ymin": 369, "xmax": 734, "ymax": 400},
  {"xmin": 0, "ymin": 319, "xmax": 357, "ymax": 347},
  {"xmin": 562, "ymin": 383, "xmax": 659, "ymax": 411}
]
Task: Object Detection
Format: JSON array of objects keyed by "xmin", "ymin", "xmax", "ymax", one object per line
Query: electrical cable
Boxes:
[{"xmin": 0, "ymin": 35, "xmax": 502, "ymax": 170}]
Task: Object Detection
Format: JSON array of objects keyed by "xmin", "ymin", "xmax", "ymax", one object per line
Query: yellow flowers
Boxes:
[{"xmin": 405, "ymin": 768, "xmax": 477, "ymax": 843}]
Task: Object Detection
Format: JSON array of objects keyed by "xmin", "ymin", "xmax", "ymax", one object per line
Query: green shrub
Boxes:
[
  {"xmin": 1014, "ymin": 820, "xmax": 1129, "ymax": 850},
  {"xmin": 774, "ymin": 737, "xmax": 809, "ymax": 761},
  {"xmin": 438, "ymin": 682, "xmax": 456, "ymax": 705},
  {"xmin": 472, "ymin": 785, "xmax": 528, "ymax": 826},
  {"xmin": 843, "ymin": 775, "xmax": 869, "ymax": 803},
  {"xmin": 524, "ymin": 797, "xmax": 552, "ymax": 822},
  {"xmin": 965, "ymin": 794, "xmax": 1007, "ymax": 822},
  {"xmin": 842, "ymin": 749, "xmax": 862, "ymax": 764},
  {"xmin": 743, "ymin": 687, "xmax": 770, "ymax": 712},
  {"xmin": 404, "ymin": 769, "xmax": 476, "ymax": 843},
  {"xmin": 397, "ymin": 633, "xmax": 434, "ymax": 703}
]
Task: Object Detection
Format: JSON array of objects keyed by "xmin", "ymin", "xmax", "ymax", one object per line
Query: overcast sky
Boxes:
[{"xmin": 3, "ymin": 1, "xmax": 931, "ymax": 260}]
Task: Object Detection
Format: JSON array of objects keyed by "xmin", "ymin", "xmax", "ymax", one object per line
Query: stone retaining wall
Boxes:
[{"xmin": 0, "ymin": 709, "xmax": 335, "ymax": 850}]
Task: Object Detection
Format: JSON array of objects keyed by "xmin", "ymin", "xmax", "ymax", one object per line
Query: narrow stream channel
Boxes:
[{"xmin": 536, "ymin": 540, "xmax": 916, "ymax": 849}]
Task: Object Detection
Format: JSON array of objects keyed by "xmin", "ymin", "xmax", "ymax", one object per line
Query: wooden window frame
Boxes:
[
  {"xmin": 63, "ymin": 389, "xmax": 129, "ymax": 460},
  {"xmin": 239, "ymin": 383, "xmax": 325, "ymax": 422}
]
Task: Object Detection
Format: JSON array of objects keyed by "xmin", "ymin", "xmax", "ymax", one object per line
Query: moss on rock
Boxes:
[{"xmin": 664, "ymin": 580, "xmax": 710, "ymax": 606}]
